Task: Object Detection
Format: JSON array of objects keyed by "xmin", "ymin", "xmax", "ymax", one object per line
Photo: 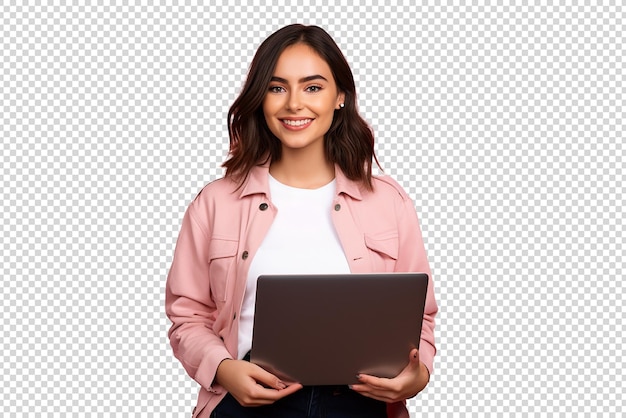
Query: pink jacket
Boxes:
[{"xmin": 166, "ymin": 163, "xmax": 438, "ymax": 418}]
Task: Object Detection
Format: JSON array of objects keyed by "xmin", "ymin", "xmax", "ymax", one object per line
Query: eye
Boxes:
[
  {"xmin": 306, "ymin": 85, "xmax": 322, "ymax": 93},
  {"xmin": 268, "ymin": 86, "xmax": 285, "ymax": 93}
]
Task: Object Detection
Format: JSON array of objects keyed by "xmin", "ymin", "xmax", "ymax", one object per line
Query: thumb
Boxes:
[{"xmin": 409, "ymin": 348, "xmax": 420, "ymax": 366}]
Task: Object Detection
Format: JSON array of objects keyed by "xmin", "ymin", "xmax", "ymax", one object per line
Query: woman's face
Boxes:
[{"xmin": 263, "ymin": 43, "xmax": 345, "ymax": 155}]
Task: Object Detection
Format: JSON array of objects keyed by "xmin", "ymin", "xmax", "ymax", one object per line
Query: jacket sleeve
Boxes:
[
  {"xmin": 165, "ymin": 200, "xmax": 232, "ymax": 393},
  {"xmin": 394, "ymin": 195, "xmax": 438, "ymax": 375}
]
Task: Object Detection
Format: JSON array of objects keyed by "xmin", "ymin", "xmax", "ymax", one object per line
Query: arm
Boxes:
[
  {"xmin": 165, "ymin": 204, "xmax": 232, "ymax": 393},
  {"xmin": 352, "ymin": 192, "xmax": 438, "ymax": 401},
  {"xmin": 395, "ymin": 196, "xmax": 438, "ymax": 375},
  {"xmin": 166, "ymin": 198, "xmax": 302, "ymax": 403}
]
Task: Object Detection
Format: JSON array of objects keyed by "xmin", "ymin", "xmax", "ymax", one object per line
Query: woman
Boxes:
[{"xmin": 166, "ymin": 24, "xmax": 438, "ymax": 418}]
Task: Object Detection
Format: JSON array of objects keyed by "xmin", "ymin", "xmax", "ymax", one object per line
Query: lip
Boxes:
[{"xmin": 279, "ymin": 118, "xmax": 314, "ymax": 131}]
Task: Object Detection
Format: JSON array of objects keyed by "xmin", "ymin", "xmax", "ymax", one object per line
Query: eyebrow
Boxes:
[{"xmin": 270, "ymin": 75, "xmax": 329, "ymax": 84}]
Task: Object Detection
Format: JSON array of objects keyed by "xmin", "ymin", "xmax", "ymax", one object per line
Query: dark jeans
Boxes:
[{"xmin": 211, "ymin": 385, "xmax": 387, "ymax": 418}]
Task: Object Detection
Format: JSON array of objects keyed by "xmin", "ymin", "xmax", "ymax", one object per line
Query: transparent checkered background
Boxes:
[{"xmin": 1, "ymin": 1, "xmax": 623, "ymax": 417}]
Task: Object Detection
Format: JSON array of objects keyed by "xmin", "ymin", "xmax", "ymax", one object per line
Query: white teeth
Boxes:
[{"xmin": 282, "ymin": 119, "xmax": 312, "ymax": 126}]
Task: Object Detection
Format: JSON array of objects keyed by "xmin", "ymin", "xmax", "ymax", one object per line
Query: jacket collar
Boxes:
[{"xmin": 238, "ymin": 162, "xmax": 364, "ymax": 201}]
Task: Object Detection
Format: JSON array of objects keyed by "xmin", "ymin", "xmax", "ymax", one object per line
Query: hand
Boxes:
[
  {"xmin": 215, "ymin": 359, "xmax": 303, "ymax": 407},
  {"xmin": 349, "ymin": 348, "xmax": 430, "ymax": 403}
]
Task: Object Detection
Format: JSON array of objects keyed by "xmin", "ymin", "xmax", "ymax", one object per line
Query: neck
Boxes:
[{"xmin": 270, "ymin": 149, "xmax": 335, "ymax": 189}]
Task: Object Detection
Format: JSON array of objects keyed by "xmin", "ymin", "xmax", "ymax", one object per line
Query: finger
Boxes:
[
  {"xmin": 251, "ymin": 382, "xmax": 303, "ymax": 403},
  {"xmin": 352, "ymin": 373, "xmax": 408, "ymax": 403},
  {"xmin": 355, "ymin": 373, "xmax": 393, "ymax": 391},
  {"xmin": 249, "ymin": 365, "xmax": 291, "ymax": 391},
  {"xmin": 231, "ymin": 389, "xmax": 277, "ymax": 407},
  {"xmin": 349, "ymin": 384, "xmax": 397, "ymax": 403},
  {"xmin": 237, "ymin": 383, "xmax": 303, "ymax": 406},
  {"xmin": 271, "ymin": 383, "xmax": 303, "ymax": 399},
  {"xmin": 408, "ymin": 348, "xmax": 420, "ymax": 365}
]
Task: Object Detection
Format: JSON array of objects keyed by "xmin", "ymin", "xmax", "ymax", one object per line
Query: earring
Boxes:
[{"xmin": 339, "ymin": 103, "xmax": 345, "ymax": 108}]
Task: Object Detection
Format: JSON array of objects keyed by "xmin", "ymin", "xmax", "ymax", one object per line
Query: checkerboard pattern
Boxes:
[{"xmin": 2, "ymin": 2, "xmax": 623, "ymax": 417}]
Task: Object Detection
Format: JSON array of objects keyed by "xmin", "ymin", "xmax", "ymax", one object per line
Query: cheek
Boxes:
[
  {"xmin": 262, "ymin": 98, "xmax": 271, "ymax": 117},
  {"xmin": 262, "ymin": 100, "xmax": 277, "ymax": 125},
  {"xmin": 311, "ymin": 97, "xmax": 338, "ymax": 117}
]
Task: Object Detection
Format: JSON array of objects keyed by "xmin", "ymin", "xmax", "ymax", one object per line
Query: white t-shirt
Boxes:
[{"xmin": 237, "ymin": 174, "xmax": 351, "ymax": 359}]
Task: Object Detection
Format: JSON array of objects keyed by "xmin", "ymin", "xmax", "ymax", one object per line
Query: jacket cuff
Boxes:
[
  {"xmin": 194, "ymin": 346, "xmax": 233, "ymax": 394},
  {"xmin": 420, "ymin": 340, "xmax": 436, "ymax": 375}
]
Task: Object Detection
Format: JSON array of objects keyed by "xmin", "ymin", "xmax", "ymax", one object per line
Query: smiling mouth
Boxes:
[{"xmin": 281, "ymin": 118, "xmax": 313, "ymax": 127}]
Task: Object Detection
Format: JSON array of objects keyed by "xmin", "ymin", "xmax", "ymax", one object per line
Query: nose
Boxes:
[{"xmin": 286, "ymin": 91, "xmax": 303, "ymax": 111}]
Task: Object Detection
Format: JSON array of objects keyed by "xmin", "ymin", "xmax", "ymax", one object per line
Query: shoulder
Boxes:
[
  {"xmin": 192, "ymin": 176, "xmax": 238, "ymax": 203},
  {"xmin": 186, "ymin": 176, "xmax": 242, "ymax": 221},
  {"xmin": 183, "ymin": 176, "xmax": 246, "ymax": 234},
  {"xmin": 370, "ymin": 174, "xmax": 411, "ymax": 202}
]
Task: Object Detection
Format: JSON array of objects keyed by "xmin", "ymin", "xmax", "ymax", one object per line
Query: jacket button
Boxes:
[
  {"xmin": 259, "ymin": 203, "xmax": 268, "ymax": 211},
  {"xmin": 334, "ymin": 204, "xmax": 341, "ymax": 211},
  {"xmin": 233, "ymin": 312, "xmax": 237, "ymax": 320},
  {"xmin": 242, "ymin": 251, "xmax": 249, "ymax": 260}
]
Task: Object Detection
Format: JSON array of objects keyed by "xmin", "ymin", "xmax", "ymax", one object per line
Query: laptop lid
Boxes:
[{"xmin": 250, "ymin": 273, "xmax": 428, "ymax": 386}]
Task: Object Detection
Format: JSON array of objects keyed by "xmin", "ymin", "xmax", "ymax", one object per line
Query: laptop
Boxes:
[{"xmin": 250, "ymin": 273, "xmax": 428, "ymax": 386}]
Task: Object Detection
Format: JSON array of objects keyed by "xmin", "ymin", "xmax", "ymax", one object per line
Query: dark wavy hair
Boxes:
[{"xmin": 223, "ymin": 24, "xmax": 380, "ymax": 189}]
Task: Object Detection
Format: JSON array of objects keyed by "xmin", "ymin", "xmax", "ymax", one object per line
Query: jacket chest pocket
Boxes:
[
  {"xmin": 364, "ymin": 231, "xmax": 399, "ymax": 272},
  {"xmin": 208, "ymin": 238, "xmax": 239, "ymax": 303}
]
